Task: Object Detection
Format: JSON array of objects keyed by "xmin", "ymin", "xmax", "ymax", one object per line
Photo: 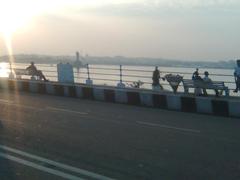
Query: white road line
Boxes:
[
  {"xmin": 46, "ymin": 107, "xmax": 88, "ymax": 115},
  {"xmin": 14, "ymin": 104, "xmax": 42, "ymax": 110},
  {"xmin": 0, "ymin": 152, "xmax": 84, "ymax": 180},
  {"xmin": 0, "ymin": 99, "xmax": 13, "ymax": 103},
  {"xmin": 136, "ymin": 121, "xmax": 201, "ymax": 133},
  {"xmin": 0, "ymin": 145, "xmax": 113, "ymax": 180},
  {"xmin": 0, "ymin": 101, "xmax": 41, "ymax": 111}
]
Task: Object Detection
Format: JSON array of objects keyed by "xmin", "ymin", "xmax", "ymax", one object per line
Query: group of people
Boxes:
[
  {"xmin": 26, "ymin": 60, "xmax": 240, "ymax": 95},
  {"xmin": 152, "ymin": 59, "xmax": 240, "ymax": 96},
  {"xmin": 192, "ymin": 59, "xmax": 240, "ymax": 95},
  {"xmin": 191, "ymin": 68, "xmax": 219, "ymax": 96}
]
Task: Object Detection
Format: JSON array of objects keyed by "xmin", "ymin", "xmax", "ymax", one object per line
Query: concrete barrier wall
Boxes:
[{"xmin": 2, "ymin": 79, "xmax": 239, "ymax": 118}]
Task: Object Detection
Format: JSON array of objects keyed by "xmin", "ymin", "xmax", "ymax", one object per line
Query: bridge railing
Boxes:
[{"xmin": 10, "ymin": 63, "xmax": 237, "ymax": 95}]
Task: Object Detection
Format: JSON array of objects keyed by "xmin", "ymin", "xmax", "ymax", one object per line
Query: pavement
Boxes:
[{"xmin": 0, "ymin": 90, "xmax": 240, "ymax": 180}]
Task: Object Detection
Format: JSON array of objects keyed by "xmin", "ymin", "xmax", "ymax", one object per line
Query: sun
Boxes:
[
  {"xmin": 0, "ymin": 1, "xmax": 34, "ymax": 36},
  {"xmin": 0, "ymin": 0, "xmax": 115, "ymax": 36},
  {"xmin": 0, "ymin": 0, "xmax": 48, "ymax": 74},
  {"xmin": 0, "ymin": 0, "xmax": 62, "ymax": 36}
]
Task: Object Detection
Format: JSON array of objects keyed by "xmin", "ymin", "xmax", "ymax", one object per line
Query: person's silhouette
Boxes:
[
  {"xmin": 234, "ymin": 60, "xmax": 240, "ymax": 93},
  {"xmin": 152, "ymin": 66, "xmax": 160, "ymax": 86},
  {"xmin": 152, "ymin": 66, "xmax": 163, "ymax": 89},
  {"xmin": 26, "ymin": 62, "xmax": 48, "ymax": 81}
]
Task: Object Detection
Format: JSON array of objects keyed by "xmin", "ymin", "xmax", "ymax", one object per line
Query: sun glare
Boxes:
[
  {"xmin": 0, "ymin": 62, "xmax": 10, "ymax": 77},
  {"xmin": 0, "ymin": 0, "xmax": 118, "ymax": 36},
  {"xmin": 0, "ymin": 0, "xmax": 47, "ymax": 73},
  {"xmin": 0, "ymin": 0, "xmax": 125, "ymax": 54},
  {"xmin": 0, "ymin": 1, "xmax": 34, "ymax": 35},
  {"xmin": 0, "ymin": 0, "xmax": 63, "ymax": 69},
  {"xmin": 0, "ymin": 0, "xmax": 66, "ymax": 36}
]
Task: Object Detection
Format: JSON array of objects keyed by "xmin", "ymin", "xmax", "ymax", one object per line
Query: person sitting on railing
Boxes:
[
  {"xmin": 202, "ymin": 71, "xmax": 219, "ymax": 96},
  {"xmin": 26, "ymin": 62, "xmax": 48, "ymax": 82},
  {"xmin": 152, "ymin": 66, "xmax": 163, "ymax": 90},
  {"xmin": 234, "ymin": 59, "xmax": 240, "ymax": 93}
]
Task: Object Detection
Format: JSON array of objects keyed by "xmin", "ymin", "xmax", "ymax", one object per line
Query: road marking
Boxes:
[
  {"xmin": 0, "ymin": 100, "xmax": 42, "ymax": 110},
  {"xmin": 0, "ymin": 152, "xmax": 84, "ymax": 180},
  {"xmin": 136, "ymin": 121, "xmax": 201, "ymax": 133},
  {"xmin": 13, "ymin": 104, "xmax": 41, "ymax": 110},
  {"xmin": 46, "ymin": 107, "xmax": 88, "ymax": 115},
  {"xmin": 0, "ymin": 145, "xmax": 114, "ymax": 180},
  {"xmin": 0, "ymin": 99, "xmax": 13, "ymax": 103}
]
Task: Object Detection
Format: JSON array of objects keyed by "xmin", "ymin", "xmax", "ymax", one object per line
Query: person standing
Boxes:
[
  {"xmin": 152, "ymin": 66, "xmax": 163, "ymax": 90},
  {"xmin": 234, "ymin": 59, "xmax": 240, "ymax": 93}
]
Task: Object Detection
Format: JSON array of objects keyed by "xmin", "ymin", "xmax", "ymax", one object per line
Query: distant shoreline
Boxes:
[{"xmin": 0, "ymin": 54, "xmax": 236, "ymax": 70}]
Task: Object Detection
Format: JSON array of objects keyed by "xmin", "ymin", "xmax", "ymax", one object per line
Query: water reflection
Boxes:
[{"xmin": 0, "ymin": 63, "xmax": 10, "ymax": 78}]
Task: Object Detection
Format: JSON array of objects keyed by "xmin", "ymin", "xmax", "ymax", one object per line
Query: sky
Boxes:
[{"xmin": 0, "ymin": 0, "xmax": 240, "ymax": 61}]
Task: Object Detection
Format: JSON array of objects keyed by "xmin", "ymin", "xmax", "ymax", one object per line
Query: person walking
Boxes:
[
  {"xmin": 234, "ymin": 60, "xmax": 240, "ymax": 93},
  {"xmin": 152, "ymin": 66, "xmax": 163, "ymax": 90}
]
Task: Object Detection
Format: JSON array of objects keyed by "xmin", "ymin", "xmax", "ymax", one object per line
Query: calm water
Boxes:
[{"xmin": 3, "ymin": 62, "xmax": 236, "ymax": 94}]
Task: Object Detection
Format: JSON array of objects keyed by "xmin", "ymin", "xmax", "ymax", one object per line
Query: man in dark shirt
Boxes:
[
  {"xmin": 152, "ymin": 66, "xmax": 160, "ymax": 86},
  {"xmin": 152, "ymin": 66, "xmax": 163, "ymax": 89},
  {"xmin": 192, "ymin": 68, "xmax": 199, "ymax": 80},
  {"xmin": 234, "ymin": 60, "xmax": 240, "ymax": 93},
  {"xmin": 26, "ymin": 62, "xmax": 48, "ymax": 81}
]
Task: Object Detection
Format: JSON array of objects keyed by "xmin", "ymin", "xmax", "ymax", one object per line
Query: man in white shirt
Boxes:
[
  {"xmin": 203, "ymin": 71, "xmax": 219, "ymax": 96},
  {"xmin": 234, "ymin": 60, "xmax": 240, "ymax": 93}
]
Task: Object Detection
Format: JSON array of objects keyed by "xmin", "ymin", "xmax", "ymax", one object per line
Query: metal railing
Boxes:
[{"xmin": 7, "ymin": 63, "xmax": 238, "ymax": 95}]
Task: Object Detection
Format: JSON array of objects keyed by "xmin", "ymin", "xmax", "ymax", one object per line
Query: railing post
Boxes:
[
  {"xmin": 117, "ymin": 64, "xmax": 125, "ymax": 88},
  {"xmin": 86, "ymin": 64, "xmax": 93, "ymax": 85},
  {"xmin": 8, "ymin": 58, "xmax": 15, "ymax": 79},
  {"xmin": 87, "ymin": 64, "xmax": 90, "ymax": 80},
  {"xmin": 120, "ymin": 65, "xmax": 122, "ymax": 83}
]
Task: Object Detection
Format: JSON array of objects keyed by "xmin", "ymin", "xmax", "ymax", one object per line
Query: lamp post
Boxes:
[
  {"xmin": 86, "ymin": 64, "xmax": 93, "ymax": 85},
  {"xmin": 8, "ymin": 57, "xmax": 14, "ymax": 79},
  {"xmin": 117, "ymin": 65, "xmax": 125, "ymax": 88}
]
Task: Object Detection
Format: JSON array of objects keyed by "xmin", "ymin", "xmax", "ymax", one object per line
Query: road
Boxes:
[{"xmin": 0, "ymin": 90, "xmax": 240, "ymax": 180}]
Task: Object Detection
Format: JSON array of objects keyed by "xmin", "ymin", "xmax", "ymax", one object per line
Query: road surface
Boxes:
[{"xmin": 0, "ymin": 90, "xmax": 239, "ymax": 180}]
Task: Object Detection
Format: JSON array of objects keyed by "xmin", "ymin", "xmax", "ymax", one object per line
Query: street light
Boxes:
[{"xmin": 8, "ymin": 56, "xmax": 15, "ymax": 79}]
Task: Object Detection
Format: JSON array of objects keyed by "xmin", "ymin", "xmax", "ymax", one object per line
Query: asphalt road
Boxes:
[{"xmin": 0, "ymin": 90, "xmax": 240, "ymax": 180}]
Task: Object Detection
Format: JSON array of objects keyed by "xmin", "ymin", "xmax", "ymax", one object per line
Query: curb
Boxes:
[{"xmin": 3, "ymin": 79, "xmax": 239, "ymax": 118}]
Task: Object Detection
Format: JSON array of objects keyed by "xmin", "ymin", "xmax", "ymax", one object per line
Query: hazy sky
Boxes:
[{"xmin": 0, "ymin": 0, "xmax": 239, "ymax": 61}]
